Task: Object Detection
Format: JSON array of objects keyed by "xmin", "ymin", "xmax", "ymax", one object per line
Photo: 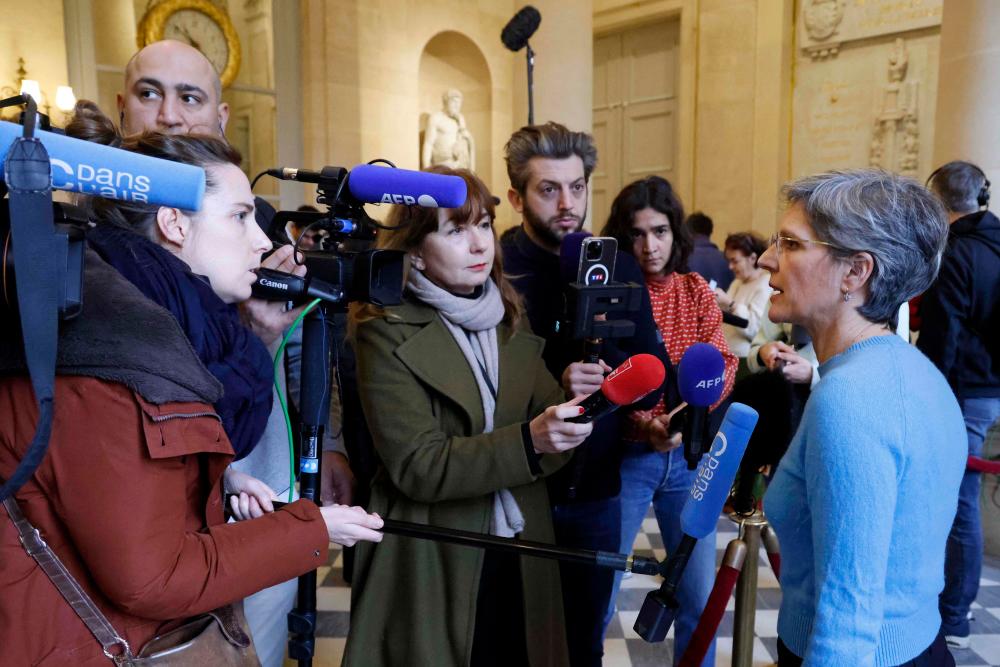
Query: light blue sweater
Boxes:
[{"xmin": 765, "ymin": 335, "xmax": 966, "ymax": 666}]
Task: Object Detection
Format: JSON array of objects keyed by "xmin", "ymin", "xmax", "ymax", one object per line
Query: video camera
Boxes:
[{"xmin": 253, "ymin": 163, "xmax": 467, "ymax": 308}]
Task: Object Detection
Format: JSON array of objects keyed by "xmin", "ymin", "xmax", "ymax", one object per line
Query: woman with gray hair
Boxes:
[{"xmin": 761, "ymin": 169, "xmax": 966, "ymax": 666}]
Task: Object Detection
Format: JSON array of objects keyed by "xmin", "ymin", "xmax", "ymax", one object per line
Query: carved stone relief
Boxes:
[
  {"xmin": 869, "ymin": 39, "xmax": 920, "ymax": 176},
  {"xmin": 799, "ymin": 0, "xmax": 941, "ymax": 61},
  {"xmin": 803, "ymin": 0, "xmax": 844, "ymax": 41}
]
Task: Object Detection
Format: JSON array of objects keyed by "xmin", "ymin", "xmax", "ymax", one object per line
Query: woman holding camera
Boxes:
[
  {"xmin": 0, "ymin": 114, "xmax": 383, "ymax": 665},
  {"xmin": 343, "ymin": 167, "xmax": 592, "ymax": 667},
  {"xmin": 761, "ymin": 170, "xmax": 965, "ymax": 666}
]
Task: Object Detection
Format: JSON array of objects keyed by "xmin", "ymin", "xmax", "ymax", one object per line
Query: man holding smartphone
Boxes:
[{"xmin": 501, "ymin": 122, "xmax": 672, "ymax": 666}]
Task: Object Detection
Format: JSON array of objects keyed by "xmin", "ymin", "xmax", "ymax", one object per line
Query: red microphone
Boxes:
[{"xmin": 567, "ymin": 353, "xmax": 666, "ymax": 424}]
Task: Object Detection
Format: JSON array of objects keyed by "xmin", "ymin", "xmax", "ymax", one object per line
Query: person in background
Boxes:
[
  {"xmin": 762, "ymin": 169, "xmax": 964, "ymax": 666},
  {"xmin": 686, "ymin": 211, "xmax": 734, "ymax": 291},
  {"xmin": 715, "ymin": 232, "xmax": 771, "ymax": 370},
  {"xmin": 601, "ymin": 175, "xmax": 737, "ymax": 667},
  {"xmin": 919, "ymin": 160, "xmax": 1000, "ymax": 649},
  {"xmin": 344, "ymin": 167, "xmax": 591, "ymax": 667}
]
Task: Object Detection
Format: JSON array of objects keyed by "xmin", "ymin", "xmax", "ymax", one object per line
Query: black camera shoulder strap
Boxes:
[{"xmin": 0, "ymin": 118, "xmax": 58, "ymax": 502}]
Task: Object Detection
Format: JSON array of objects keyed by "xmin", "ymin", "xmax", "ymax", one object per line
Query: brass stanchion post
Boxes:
[{"xmin": 732, "ymin": 509, "xmax": 769, "ymax": 667}]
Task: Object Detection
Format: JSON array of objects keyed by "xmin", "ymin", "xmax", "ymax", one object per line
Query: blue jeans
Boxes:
[
  {"xmin": 552, "ymin": 495, "xmax": 622, "ymax": 667},
  {"xmin": 940, "ymin": 396, "xmax": 1000, "ymax": 637},
  {"xmin": 607, "ymin": 444, "xmax": 717, "ymax": 667}
]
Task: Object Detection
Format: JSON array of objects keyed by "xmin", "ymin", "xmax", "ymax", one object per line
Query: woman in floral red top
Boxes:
[{"xmin": 600, "ymin": 176, "xmax": 736, "ymax": 667}]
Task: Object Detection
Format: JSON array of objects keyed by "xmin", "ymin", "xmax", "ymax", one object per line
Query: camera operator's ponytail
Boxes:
[{"xmin": 65, "ymin": 100, "xmax": 122, "ymax": 148}]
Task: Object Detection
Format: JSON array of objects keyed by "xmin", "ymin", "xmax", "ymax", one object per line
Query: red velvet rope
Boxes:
[
  {"xmin": 678, "ymin": 564, "xmax": 741, "ymax": 667},
  {"xmin": 968, "ymin": 455, "xmax": 1000, "ymax": 474},
  {"xmin": 765, "ymin": 551, "xmax": 781, "ymax": 581}
]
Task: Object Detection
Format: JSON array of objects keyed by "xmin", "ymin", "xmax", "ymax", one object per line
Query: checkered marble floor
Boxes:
[{"xmin": 302, "ymin": 512, "xmax": 1000, "ymax": 667}]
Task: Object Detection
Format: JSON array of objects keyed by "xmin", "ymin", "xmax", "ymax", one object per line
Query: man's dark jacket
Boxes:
[
  {"xmin": 502, "ymin": 228, "xmax": 674, "ymax": 504},
  {"xmin": 918, "ymin": 210, "xmax": 1000, "ymax": 398},
  {"xmin": 688, "ymin": 234, "xmax": 733, "ymax": 291}
]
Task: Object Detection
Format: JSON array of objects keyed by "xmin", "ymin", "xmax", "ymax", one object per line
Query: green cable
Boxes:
[{"xmin": 273, "ymin": 298, "xmax": 322, "ymax": 503}]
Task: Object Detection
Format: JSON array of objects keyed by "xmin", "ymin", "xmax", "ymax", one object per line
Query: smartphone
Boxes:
[
  {"xmin": 708, "ymin": 279, "xmax": 718, "ymax": 291},
  {"xmin": 577, "ymin": 236, "xmax": 617, "ymax": 286}
]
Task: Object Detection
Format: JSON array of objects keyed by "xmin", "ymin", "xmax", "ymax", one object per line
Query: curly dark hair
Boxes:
[{"xmin": 601, "ymin": 176, "xmax": 690, "ymax": 275}]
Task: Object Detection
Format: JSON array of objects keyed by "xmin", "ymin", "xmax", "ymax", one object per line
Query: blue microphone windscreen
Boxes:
[
  {"xmin": 348, "ymin": 164, "xmax": 467, "ymax": 208},
  {"xmin": 558, "ymin": 231, "xmax": 592, "ymax": 282},
  {"xmin": 0, "ymin": 121, "xmax": 205, "ymax": 210},
  {"xmin": 677, "ymin": 342, "xmax": 726, "ymax": 407},
  {"xmin": 680, "ymin": 402, "xmax": 759, "ymax": 538}
]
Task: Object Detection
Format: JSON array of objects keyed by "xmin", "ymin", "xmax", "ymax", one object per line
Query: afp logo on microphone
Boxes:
[
  {"xmin": 695, "ymin": 375, "xmax": 723, "ymax": 390},
  {"xmin": 379, "ymin": 192, "xmax": 440, "ymax": 207}
]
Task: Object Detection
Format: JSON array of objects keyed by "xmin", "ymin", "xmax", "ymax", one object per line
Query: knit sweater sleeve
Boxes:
[
  {"xmin": 729, "ymin": 276, "xmax": 772, "ymax": 343},
  {"xmin": 801, "ymin": 373, "xmax": 902, "ymax": 666}
]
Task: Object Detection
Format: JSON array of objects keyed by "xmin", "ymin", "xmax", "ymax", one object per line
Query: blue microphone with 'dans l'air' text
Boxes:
[
  {"xmin": 0, "ymin": 120, "xmax": 205, "ymax": 209},
  {"xmin": 634, "ymin": 402, "xmax": 759, "ymax": 643}
]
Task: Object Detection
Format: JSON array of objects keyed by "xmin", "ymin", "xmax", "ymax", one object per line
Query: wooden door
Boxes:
[{"xmin": 592, "ymin": 20, "xmax": 679, "ymax": 226}]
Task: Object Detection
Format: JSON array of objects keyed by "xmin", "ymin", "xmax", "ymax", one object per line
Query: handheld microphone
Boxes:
[
  {"xmin": 501, "ymin": 6, "xmax": 541, "ymax": 52},
  {"xmin": 677, "ymin": 343, "xmax": 726, "ymax": 469},
  {"xmin": 567, "ymin": 353, "xmax": 665, "ymax": 424},
  {"xmin": 635, "ymin": 402, "xmax": 759, "ymax": 643},
  {"xmin": 0, "ymin": 120, "xmax": 205, "ymax": 210},
  {"xmin": 268, "ymin": 163, "xmax": 468, "ymax": 209},
  {"xmin": 251, "ymin": 267, "xmax": 343, "ymax": 304},
  {"xmin": 721, "ymin": 311, "xmax": 750, "ymax": 328}
]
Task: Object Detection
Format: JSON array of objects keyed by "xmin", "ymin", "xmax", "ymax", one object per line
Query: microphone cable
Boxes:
[{"xmin": 270, "ymin": 298, "xmax": 322, "ymax": 503}]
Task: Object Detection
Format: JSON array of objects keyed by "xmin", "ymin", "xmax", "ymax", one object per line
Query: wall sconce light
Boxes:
[{"xmin": 1, "ymin": 57, "xmax": 76, "ymax": 123}]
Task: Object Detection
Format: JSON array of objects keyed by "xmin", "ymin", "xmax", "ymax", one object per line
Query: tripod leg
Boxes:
[{"xmin": 288, "ymin": 306, "xmax": 335, "ymax": 666}]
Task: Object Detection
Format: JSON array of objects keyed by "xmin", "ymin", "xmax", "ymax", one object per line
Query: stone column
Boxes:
[{"xmin": 932, "ymin": 0, "xmax": 1000, "ymax": 182}]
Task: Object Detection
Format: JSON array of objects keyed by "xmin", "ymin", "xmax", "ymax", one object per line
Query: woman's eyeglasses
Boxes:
[{"xmin": 767, "ymin": 233, "xmax": 847, "ymax": 256}]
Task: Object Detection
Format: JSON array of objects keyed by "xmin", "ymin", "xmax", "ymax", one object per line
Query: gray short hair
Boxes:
[
  {"xmin": 504, "ymin": 122, "xmax": 598, "ymax": 194},
  {"xmin": 927, "ymin": 160, "xmax": 989, "ymax": 214},
  {"xmin": 782, "ymin": 169, "xmax": 949, "ymax": 328}
]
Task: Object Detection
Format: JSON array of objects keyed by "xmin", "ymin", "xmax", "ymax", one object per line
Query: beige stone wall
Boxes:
[
  {"xmin": 0, "ymin": 0, "xmax": 68, "ymax": 120},
  {"xmin": 300, "ymin": 0, "xmax": 518, "ymax": 226},
  {"xmin": 595, "ymin": 0, "xmax": 793, "ymax": 240},
  {"xmin": 695, "ymin": 0, "xmax": 764, "ymax": 237},
  {"xmin": 791, "ymin": 28, "xmax": 941, "ymax": 184}
]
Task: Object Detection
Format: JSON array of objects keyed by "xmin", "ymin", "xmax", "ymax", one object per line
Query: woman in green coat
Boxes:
[{"xmin": 343, "ymin": 168, "xmax": 593, "ymax": 667}]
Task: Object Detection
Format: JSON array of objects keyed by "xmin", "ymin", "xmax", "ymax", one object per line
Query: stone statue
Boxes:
[
  {"xmin": 888, "ymin": 38, "xmax": 909, "ymax": 84},
  {"xmin": 422, "ymin": 89, "xmax": 475, "ymax": 171}
]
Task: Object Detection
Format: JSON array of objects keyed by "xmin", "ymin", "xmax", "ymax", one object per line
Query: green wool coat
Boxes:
[{"xmin": 342, "ymin": 298, "xmax": 572, "ymax": 667}]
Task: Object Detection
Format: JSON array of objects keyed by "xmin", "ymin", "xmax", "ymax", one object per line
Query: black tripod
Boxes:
[{"xmin": 286, "ymin": 303, "xmax": 337, "ymax": 666}]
